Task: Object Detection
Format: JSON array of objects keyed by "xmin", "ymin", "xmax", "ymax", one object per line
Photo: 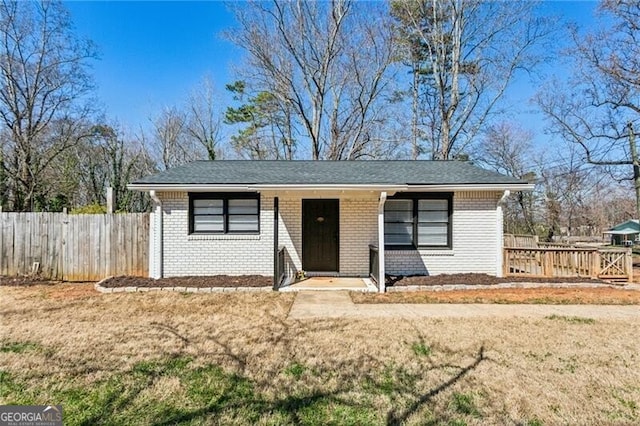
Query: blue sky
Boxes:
[
  {"xmin": 66, "ymin": 1, "xmax": 601, "ymax": 142},
  {"xmin": 67, "ymin": 1, "xmax": 239, "ymax": 131}
]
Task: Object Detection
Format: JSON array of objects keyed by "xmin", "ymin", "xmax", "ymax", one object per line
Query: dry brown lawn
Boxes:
[
  {"xmin": 353, "ymin": 287, "xmax": 640, "ymax": 305},
  {"xmin": 1, "ymin": 283, "xmax": 639, "ymax": 425}
]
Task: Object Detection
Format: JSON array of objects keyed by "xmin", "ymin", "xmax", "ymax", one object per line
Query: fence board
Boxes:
[
  {"xmin": 0, "ymin": 212, "xmax": 149, "ymax": 281},
  {"xmin": 503, "ymin": 234, "xmax": 539, "ymax": 248},
  {"xmin": 504, "ymin": 247, "xmax": 633, "ymax": 282}
]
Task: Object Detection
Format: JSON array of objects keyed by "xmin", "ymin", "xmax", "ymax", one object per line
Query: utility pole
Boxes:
[{"xmin": 628, "ymin": 122, "xmax": 640, "ymax": 225}]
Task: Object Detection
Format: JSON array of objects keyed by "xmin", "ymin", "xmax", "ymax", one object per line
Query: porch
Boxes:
[
  {"xmin": 278, "ymin": 276, "xmax": 377, "ymax": 292},
  {"xmin": 270, "ymin": 191, "xmax": 389, "ymax": 292}
]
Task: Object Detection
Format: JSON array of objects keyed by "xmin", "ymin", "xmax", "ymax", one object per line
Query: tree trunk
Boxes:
[
  {"xmin": 629, "ymin": 123, "xmax": 640, "ymax": 224},
  {"xmin": 411, "ymin": 61, "xmax": 420, "ymax": 160}
]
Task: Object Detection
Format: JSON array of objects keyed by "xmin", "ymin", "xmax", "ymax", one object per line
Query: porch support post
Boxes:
[
  {"xmin": 496, "ymin": 190, "xmax": 510, "ymax": 278},
  {"xmin": 273, "ymin": 196, "xmax": 279, "ymax": 290},
  {"xmin": 149, "ymin": 190, "xmax": 163, "ymax": 279},
  {"xmin": 378, "ymin": 191, "xmax": 387, "ymax": 293}
]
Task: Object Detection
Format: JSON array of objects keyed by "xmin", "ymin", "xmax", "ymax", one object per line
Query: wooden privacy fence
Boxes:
[
  {"xmin": 503, "ymin": 233, "xmax": 539, "ymax": 248},
  {"xmin": 0, "ymin": 212, "xmax": 149, "ymax": 281},
  {"xmin": 503, "ymin": 247, "xmax": 633, "ymax": 282}
]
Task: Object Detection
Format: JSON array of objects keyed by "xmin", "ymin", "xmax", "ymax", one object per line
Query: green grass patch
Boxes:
[
  {"xmin": 0, "ymin": 370, "xmax": 25, "ymax": 403},
  {"xmin": 283, "ymin": 361, "xmax": 306, "ymax": 379},
  {"xmin": 450, "ymin": 392, "xmax": 481, "ymax": 417},
  {"xmin": 411, "ymin": 340, "xmax": 432, "ymax": 357},
  {"xmin": 361, "ymin": 363, "xmax": 419, "ymax": 398},
  {"xmin": 0, "ymin": 356, "xmax": 392, "ymax": 425},
  {"xmin": 545, "ymin": 314, "xmax": 596, "ymax": 324},
  {"xmin": 0, "ymin": 340, "xmax": 42, "ymax": 353}
]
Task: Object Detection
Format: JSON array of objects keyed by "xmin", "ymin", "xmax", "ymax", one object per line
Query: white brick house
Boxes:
[{"xmin": 129, "ymin": 161, "xmax": 533, "ymax": 292}]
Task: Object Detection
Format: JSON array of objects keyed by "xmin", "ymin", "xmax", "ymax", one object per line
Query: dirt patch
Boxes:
[
  {"xmin": 100, "ymin": 275, "xmax": 272, "ymax": 288},
  {"xmin": 353, "ymin": 286, "xmax": 640, "ymax": 304},
  {"xmin": 0, "ymin": 275, "xmax": 59, "ymax": 286},
  {"xmin": 44, "ymin": 284, "xmax": 99, "ymax": 300},
  {"xmin": 387, "ymin": 273, "xmax": 609, "ymax": 286}
]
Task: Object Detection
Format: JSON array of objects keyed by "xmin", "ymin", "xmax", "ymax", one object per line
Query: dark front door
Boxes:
[{"xmin": 302, "ymin": 199, "xmax": 339, "ymax": 272}]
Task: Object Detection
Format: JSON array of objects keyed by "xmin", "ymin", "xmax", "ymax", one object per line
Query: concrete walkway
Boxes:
[{"xmin": 288, "ymin": 291, "xmax": 640, "ymax": 320}]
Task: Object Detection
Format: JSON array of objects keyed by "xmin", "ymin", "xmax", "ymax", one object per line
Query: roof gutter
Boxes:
[
  {"xmin": 498, "ymin": 190, "xmax": 511, "ymax": 205},
  {"xmin": 128, "ymin": 183, "xmax": 535, "ymax": 193},
  {"xmin": 128, "ymin": 184, "xmax": 255, "ymax": 192},
  {"xmin": 403, "ymin": 184, "xmax": 534, "ymax": 192}
]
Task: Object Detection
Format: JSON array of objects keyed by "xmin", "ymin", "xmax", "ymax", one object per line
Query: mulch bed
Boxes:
[
  {"xmin": 100, "ymin": 275, "xmax": 272, "ymax": 288},
  {"xmin": 386, "ymin": 273, "xmax": 609, "ymax": 286}
]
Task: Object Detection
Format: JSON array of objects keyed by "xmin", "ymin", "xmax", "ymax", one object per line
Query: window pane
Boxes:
[
  {"xmin": 194, "ymin": 206, "xmax": 223, "ymax": 215},
  {"xmin": 418, "ymin": 210, "xmax": 449, "ymax": 222},
  {"xmin": 193, "ymin": 199, "xmax": 223, "ymax": 215},
  {"xmin": 385, "ymin": 199, "xmax": 412, "ymax": 211},
  {"xmin": 228, "ymin": 199, "xmax": 258, "ymax": 215},
  {"xmin": 385, "ymin": 232, "xmax": 413, "ymax": 245},
  {"xmin": 418, "ymin": 199, "xmax": 448, "ymax": 211},
  {"xmin": 418, "ymin": 223, "xmax": 448, "ymax": 246},
  {"xmin": 385, "ymin": 210, "xmax": 412, "ymax": 222},
  {"xmin": 385, "ymin": 223, "xmax": 412, "ymax": 235},
  {"xmin": 194, "ymin": 215, "xmax": 224, "ymax": 232},
  {"xmin": 194, "ymin": 199, "xmax": 223, "ymax": 207},
  {"xmin": 384, "ymin": 199, "xmax": 413, "ymax": 245},
  {"xmin": 384, "ymin": 222, "xmax": 413, "ymax": 245},
  {"xmin": 228, "ymin": 214, "xmax": 259, "ymax": 232}
]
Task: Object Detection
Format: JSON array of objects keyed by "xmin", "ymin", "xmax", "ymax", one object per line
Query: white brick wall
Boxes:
[
  {"xmin": 159, "ymin": 192, "xmax": 274, "ymax": 276},
  {"xmin": 385, "ymin": 191, "xmax": 502, "ymax": 276},
  {"xmin": 340, "ymin": 198, "xmax": 378, "ymax": 275},
  {"xmin": 155, "ymin": 190, "xmax": 502, "ymax": 279},
  {"xmin": 278, "ymin": 198, "xmax": 301, "ymax": 278}
]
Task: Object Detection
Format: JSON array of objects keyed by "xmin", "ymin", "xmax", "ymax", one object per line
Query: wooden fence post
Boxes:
[
  {"xmin": 503, "ymin": 249, "xmax": 509, "ymax": 277},
  {"xmin": 542, "ymin": 251, "xmax": 551, "ymax": 277},
  {"xmin": 106, "ymin": 187, "xmax": 114, "ymax": 214},
  {"xmin": 626, "ymin": 248, "xmax": 634, "ymax": 283},
  {"xmin": 591, "ymin": 249, "xmax": 600, "ymax": 279}
]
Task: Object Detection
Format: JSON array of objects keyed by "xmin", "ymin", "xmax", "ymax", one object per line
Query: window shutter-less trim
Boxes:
[
  {"xmin": 384, "ymin": 193, "xmax": 452, "ymax": 249},
  {"xmin": 189, "ymin": 193, "xmax": 260, "ymax": 234}
]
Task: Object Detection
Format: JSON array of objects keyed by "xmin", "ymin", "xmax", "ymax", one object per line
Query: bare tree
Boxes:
[
  {"xmin": 185, "ymin": 76, "xmax": 222, "ymax": 161},
  {"xmin": 227, "ymin": 0, "xmax": 397, "ymax": 160},
  {"xmin": 150, "ymin": 107, "xmax": 196, "ymax": 170},
  {"xmin": 391, "ymin": 0, "xmax": 554, "ymax": 160},
  {"xmin": 538, "ymin": 148, "xmax": 594, "ymax": 241},
  {"xmin": 475, "ymin": 122, "xmax": 539, "ymax": 234},
  {"xmin": 537, "ymin": 0, "xmax": 640, "ymax": 222},
  {"xmin": 0, "ymin": 0, "xmax": 96, "ymax": 211},
  {"xmin": 146, "ymin": 76, "xmax": 225, "ymax": 168},
  {"xmin": 66, "ymin": 124, "xmax": 156, "ymax": 211}
]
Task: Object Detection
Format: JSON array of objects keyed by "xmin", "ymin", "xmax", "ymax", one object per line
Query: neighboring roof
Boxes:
[
  {"xmin": 129, "ymin": 160, "xmax": 533, "ymax": 191},
  {"xmin": 604, "ymin": 220, "xmax": 640, "ymax": 235}
]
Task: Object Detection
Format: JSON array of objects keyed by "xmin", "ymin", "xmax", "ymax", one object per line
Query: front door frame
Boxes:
[{"xmin": 301, "ymin": 199, "xmax": 340, "ymax": 272}]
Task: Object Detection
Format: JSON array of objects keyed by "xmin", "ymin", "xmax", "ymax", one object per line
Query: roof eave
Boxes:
[
  {"xmin": 403, "ymin": 183, "xmax": 534, "ymax": 192},
  {"xmin": 128, "ymin": 182, "xmax": 534, "ymax": 192}
]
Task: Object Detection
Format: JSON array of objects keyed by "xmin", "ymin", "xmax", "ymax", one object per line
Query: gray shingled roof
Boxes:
[{"xmin": 131, "ymin": 160, "xmax": 526, "ymax": 186}]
